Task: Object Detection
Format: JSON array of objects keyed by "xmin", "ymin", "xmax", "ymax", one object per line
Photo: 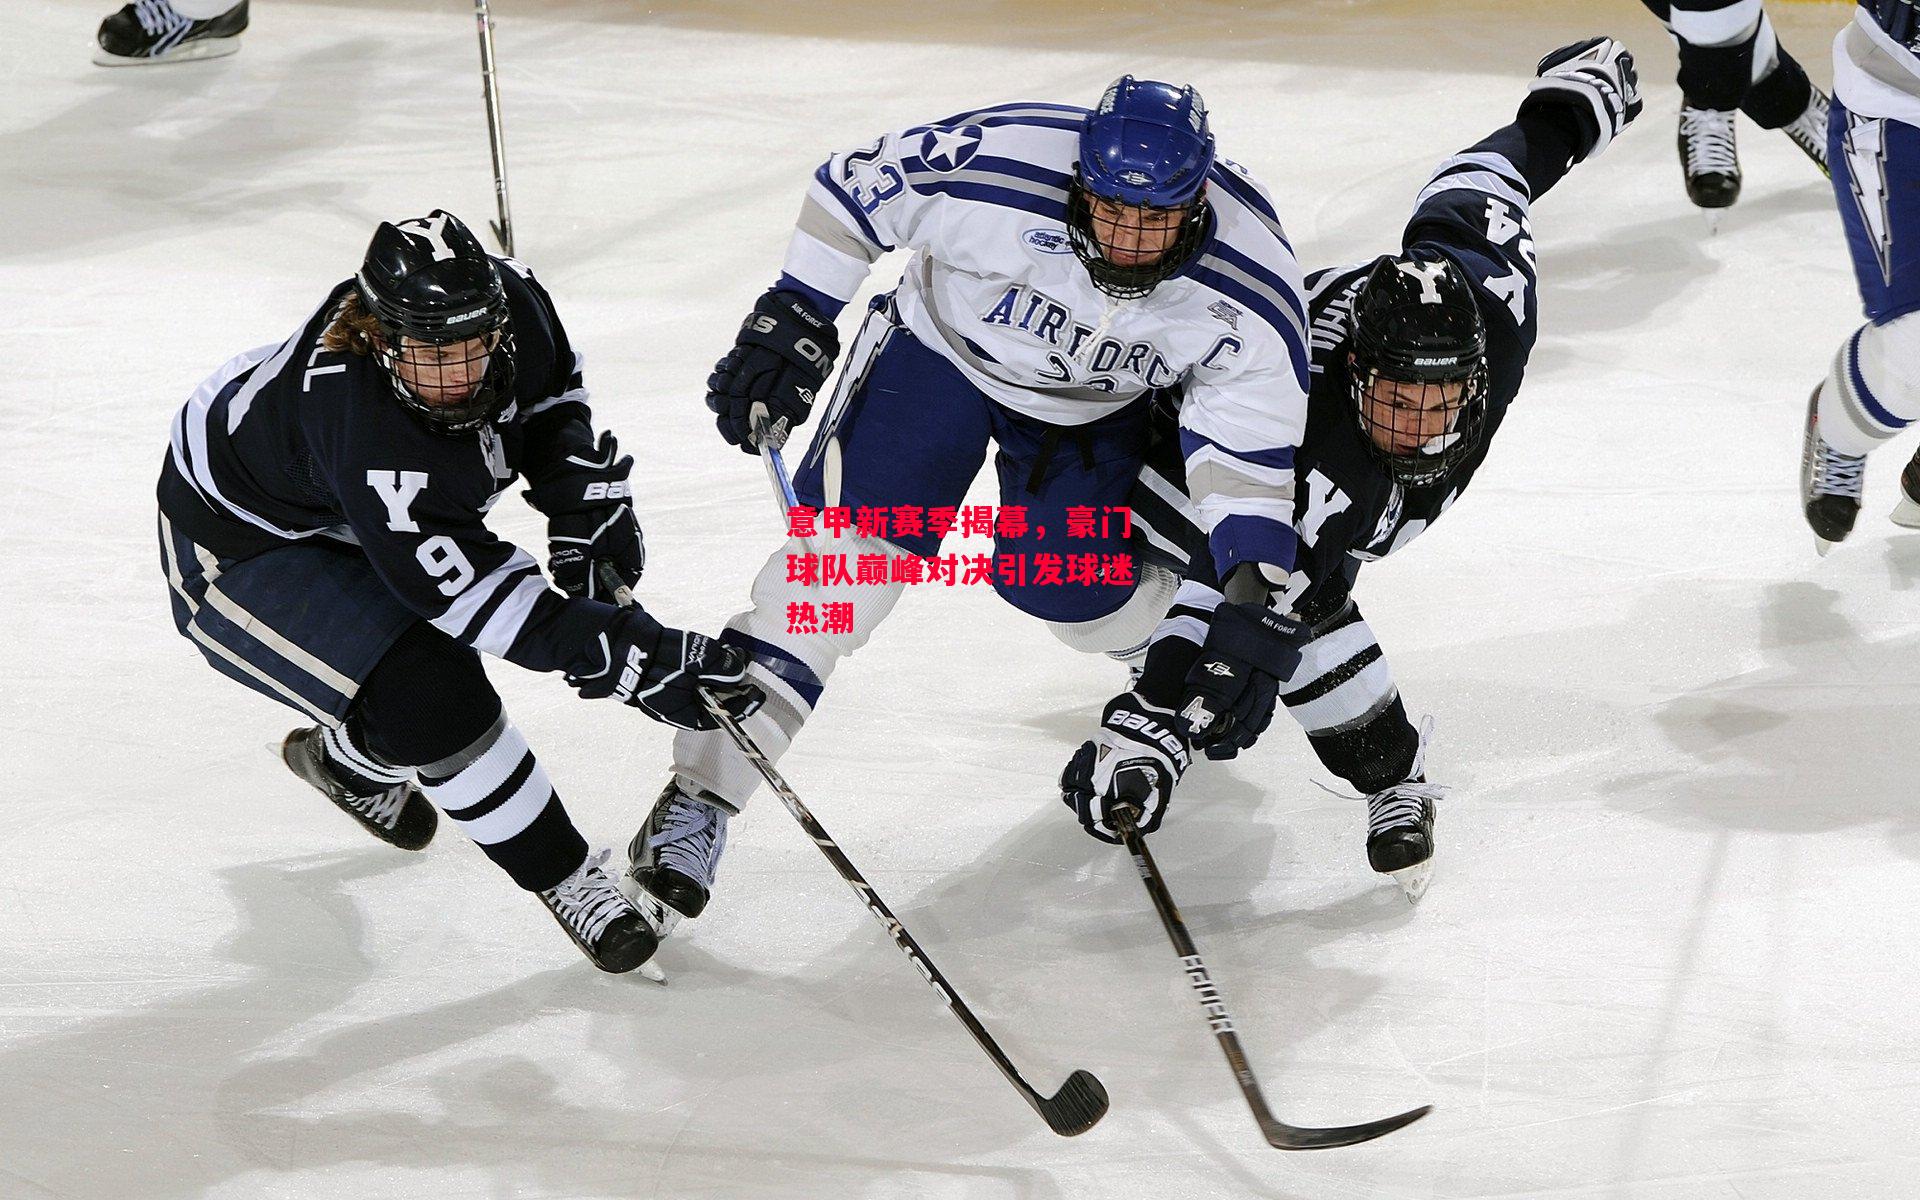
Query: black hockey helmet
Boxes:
[
  {"xmin": 1349, "ymin": 252, "xmax": 1488, "ymax": 486},
  {"xmin": 355, "ymin": 210, "xmax": 516, "ymax": 435}
]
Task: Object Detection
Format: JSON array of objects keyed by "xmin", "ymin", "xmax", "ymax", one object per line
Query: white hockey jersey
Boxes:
[
  {"xmin": 779, "ymin": 100, "xmax": 1313, "ymax": 575},
  {"xmin": 1836, "ymin": 2, "xmax": 1920, "ymax": 123}
]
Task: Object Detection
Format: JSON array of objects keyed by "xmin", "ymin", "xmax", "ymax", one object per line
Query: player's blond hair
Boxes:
[{"xmin": 322, "ymin": 291, "xmax": 384, "ymax": 356}]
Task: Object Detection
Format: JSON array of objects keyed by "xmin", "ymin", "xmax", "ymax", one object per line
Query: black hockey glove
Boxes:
[
  {"xmin": 1176, "ymin": 602, "xmax": 1304, "ymax": 758},
  {"xmin": 567, "ymin": 608, "xmax": 765, "ymax": 731},
  {"xmin": 524, "ymin": 431, "xmax": 646, "ymax": 602},
  {"xmin": 1061, "ymin": 692, "xmax": 1192, "ymax": 844},
  {"xmin": 1520, "ymin": 37, "xmax": 1642, "ymax": 162},
  {"xmin": 706, "ymin": 289, "xmax": 840, "ymax": 453}
]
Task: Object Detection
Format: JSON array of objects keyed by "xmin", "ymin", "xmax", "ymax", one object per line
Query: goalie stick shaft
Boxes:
[
  {"xmin": 473, "ymin": 0, "xmax": 514, "ymax": 256},
  {"xmin": 1111, "ymin": 805, "xmax": 1430, "ymax": 1150}
]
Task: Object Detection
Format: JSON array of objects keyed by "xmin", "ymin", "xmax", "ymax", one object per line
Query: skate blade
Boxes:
[
  {"xmin": 92, "ymin": 37, "xmax": 242, "ymax": 67},
  {"xmin": 1699, "ymin": 209, "xmax": 1724, "ymax": 236},
  {"xmin": 619, "ymin": 873, "xmax": 685, "ymax": 941},
  {"xmin": 1387, "ymin": 860, "xmax": 1432, "ymax": 904},
  {"xmin": 1814, "ymin": 536, "xmax": 1836, "ymax": 557},
  {"xmin": 1891, "ymin": 494, "xmax": 1920, "ymax": 529},
  {"xmin": 637, "ymin": 960, "xmax": 668, "ymax": 985}
]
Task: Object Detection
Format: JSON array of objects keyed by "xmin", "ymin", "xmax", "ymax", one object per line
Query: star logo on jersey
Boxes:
[
  {"xmin": 919, "ymin": 124, "xmax": 983, "ymax": 173},
  {"xmin": 1207, "ymin": 300, "xmax": 1241, "ymax": 330}
]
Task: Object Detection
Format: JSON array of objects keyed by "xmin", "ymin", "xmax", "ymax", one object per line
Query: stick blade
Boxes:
[
  {"xmin": 1036, "ymin": 1069, "xmax": 1109, "ymax": 1137},
  {"xmin": 1261, "ymin": 1103, "xmax": 1430, "ymax": 1151}
]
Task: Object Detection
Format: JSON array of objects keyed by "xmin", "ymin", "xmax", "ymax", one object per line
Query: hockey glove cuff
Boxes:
[
  {"xmin": 525, "ymin": 431, "xmax": 647, "ymax": 601},
  {"xmin": 1520, "ymin": 37, "xmax": 1642, "ymax": 163},
  {"xmin": 1177, "ymin": 602, "xmax": 1303, "ymax": 756},
  {"xmin": 706, "ymin": 289, "xmax": 840, "ymax": 453},
  {"xmin": 567, "ymin": 609, "xmax": 765, "ymax": 731},
  {"xmin": 1061, "ymin": 692, "xmax": 1192, "ymax": 844}
]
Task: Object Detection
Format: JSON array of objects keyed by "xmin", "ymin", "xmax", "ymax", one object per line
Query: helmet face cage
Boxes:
[
  {"xmin": 1348, "ymin": 359, "xmax": 1489, "ymax": 487},
  {"xmin": 1066, "ymin": 183, "xmax": 1210, "ymax": 300},
  {"xmin": 371, "ymin": 317, "xmax": 517, "ymax": 436}
]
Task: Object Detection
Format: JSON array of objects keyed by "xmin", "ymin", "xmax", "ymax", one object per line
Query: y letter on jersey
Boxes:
[{"xmin": 366, "ymin": 470, "xmax": 430, "ymax": 532}]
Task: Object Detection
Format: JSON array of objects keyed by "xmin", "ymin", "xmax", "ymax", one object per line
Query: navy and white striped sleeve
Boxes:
[
  {"xmin": 1403, "ymin": 132, "xmax": 1543, "ymax": 350},
  {"xmin": 779, "ymin": 103, "xmax": 1084, "ymax": 314},
  {"xmin": 780, "ymin": 127, "xmax": 917, "ymax": 313},
  {"xmin": 1179, "ymin": 214, "xmax": 1314, "ymax": 579}
]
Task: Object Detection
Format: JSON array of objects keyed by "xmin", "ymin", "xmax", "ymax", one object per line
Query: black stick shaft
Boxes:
[
  {"xmin": 473, "ymin": 0, "xmax": 514, "ymax": 256},
  {"xmin": 1113, "ymin": 807, "xmax": 1429, "ymax": 1149},
  {"xmin": 701, "ymin": 698, "xmax": 1107, "ymax": 1136}
]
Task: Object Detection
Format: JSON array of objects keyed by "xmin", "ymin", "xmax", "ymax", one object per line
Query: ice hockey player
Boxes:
[
  {"xmin": 1638, "ymin": 0, "xmax": 1829, "ymax": 225},
  {"xmin": 1060, "ymin": 39, "xmax": 1644, "ymax": 902},
  {"xmin": 1802, "ymin": 1, "xmax": 1920, "ymax": 550},
  {"xmin": 1802, "ymin": 3, "xmax": 1920, "ymax": 548},
  {"xmin": 156, "ymin": 209, "xmax": 761, "ymax": 972},
  {"xmin": 95, "ymin": 0, "xmax": 248, "ymax": 66},
  {"xmin": 622, "ymin": 78, "xmax": 1314, "ymax": 941}
]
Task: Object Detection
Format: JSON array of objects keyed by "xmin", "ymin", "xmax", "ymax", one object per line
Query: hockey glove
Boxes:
[
  {"xmin": 567, "ymin": 608, "xmax": 765, "ymax": 731},
  {"xmin": 1520, "ymin": 37, "xmax": 1642, "ymax": 162},
  {"xmin": 706, "ymin": 289, "xmax": 840, "ymax": 453},
  {"xmin": 1176, "ymin": 602, "xmax": 1303, "ymax": 758},
  {"xmin": 1061, "ymin": 692, "xmax": 1192, "ymax": 844},
  {"xmin": 524, "ymin": 431, "xmax": 647, "ymax": 602}
]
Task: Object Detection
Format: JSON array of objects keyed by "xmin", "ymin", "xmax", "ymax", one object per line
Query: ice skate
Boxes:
[
  {"xmin": 538, "ymin": 849, "xmax": 660, "ymax": 974},
  {"xmin": 1678, "ymin": 104, "xmax": 1740, "ymax": 231},
  {"xmin": 94, "ymin": 0, "xmax": 247, "ymax": 66},
  {"xmin": 1780, "ymin": 87, "xmax": 1831, "ymax": 178},
  {"xmin": 1366, "ymin": 780, "xmax": 1442, "ymax": 903},
  {"xmin": 623, "ymin": 779, "xmax": 731, "ymax": 940},
  {"xmin": 280, "ymin": 726, "xmax": 437, "ymax": 851},
  {"xmin": 1801, "ymin": 385, "xmax": 1865, "ymax": 554},
  {"xmin": 1892, "ymin": 448, "xmax": 1920, "ymax": 528}
]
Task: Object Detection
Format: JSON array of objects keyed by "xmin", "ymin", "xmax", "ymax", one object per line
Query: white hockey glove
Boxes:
[
  {"xmin": 1060, "ymin": 692, "xmax": 1192, "ymax": 844},
  {"xmin": 1522, "ymin": 36, "xmax": 1642, "ymax": 161}
]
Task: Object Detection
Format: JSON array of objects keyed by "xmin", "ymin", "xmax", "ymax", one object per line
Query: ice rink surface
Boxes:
[{"xmin": 5, "ymin": 0, "xmax": 1919, "ymax": 1196}]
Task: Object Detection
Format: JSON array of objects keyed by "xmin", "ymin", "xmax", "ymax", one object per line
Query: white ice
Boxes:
[{"xmin": 4, "ymin": 1, "xmax": 1917, "ymax": 1197}]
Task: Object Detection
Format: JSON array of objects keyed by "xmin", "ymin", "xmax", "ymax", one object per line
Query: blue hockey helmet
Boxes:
[
  {"xmin": 1077, "ymin": 76, "xmax": 1215, "ymax": 207},
  {"xmin": 1068, "ymin": 76, "xmax": 1215, "ymax": 298}
]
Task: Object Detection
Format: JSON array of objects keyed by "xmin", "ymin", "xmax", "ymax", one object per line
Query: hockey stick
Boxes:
[
  {"xmin": 1110, "ymin": 802, "xmax": 1431, "ymax": 1149},
  {"xmin": 752, "ymin": 415, "xmax": 799, "ymax": 518},
  {"xmin": 592, "ymin": 564, "xmax": 1106, "ymax": 1135},
  {"xmin": 697, "ymin": 697, "xmax": 1109, "ymax": 1136},
  {"xmin": 472, "ymin": 0, "xmax": 514, "ymax": 256}
]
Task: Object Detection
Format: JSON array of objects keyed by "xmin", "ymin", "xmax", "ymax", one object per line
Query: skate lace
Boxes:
[
  {"xmin": 1784, "ymin": 93, "xmax": 1830, "ymax": 158},
  {"xmin": 1680, "ymin": 108, "xmax": 1738, "ymax": 174},
  {"xmin": 133, "ymin": 0, "xmax": 186, "ymax": 35},
  {"xmin": 1367, "ymin": 782, "xmax": 1446, "ymax": 838},
  {"xmin": 344, "ymin": 784, "xmax": 411, "ymax": 830},
  {"xmin": 542, "ymin": 849, "xmax": 630, "ymax": 945},
  {"xmin": 650, "ymin": 794, "xmax": 726, "ymax": 887},
  {"xmin": 1811, "ymin": 439, "xmax": 1867, "ymax": 497}
]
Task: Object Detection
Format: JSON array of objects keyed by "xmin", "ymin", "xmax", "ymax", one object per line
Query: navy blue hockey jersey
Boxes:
[{"xmin": 157, "ymin": 260, "xmax": 617, "ymax": 674}]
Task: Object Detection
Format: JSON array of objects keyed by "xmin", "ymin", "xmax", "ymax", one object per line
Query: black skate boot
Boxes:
[
  {"xmin": 1678, "ymin": 104, "xmax": 1741, "ymax": 227},
  {"xmin": 280, "ymin": 726, "xmax": 437, "ymax": 851},
  {"xmin": 1780, "ymin": 87, "xmax": 1831, "ymax": 178},
  {"xmin": 95, "ymin": 0, "xmax": 248, "ymax": 66},
  {"xmin": 1800, "ymin": 385, "xmax": 1865, "ymax": 554},
  {"xmin": 1893, "ymin": 448, "xmax": 1920, "ymax": 529},
  {"xmin": 623, "ymin": 780, "xmax": 731, "ymax": 938},
  {"xmin": 537, "ymin": 849, "xmax": 659, "ymax": 974},
  {"xmin": 1366, "ymin": 780, "xmax": 1442, "ymax": 903}
]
